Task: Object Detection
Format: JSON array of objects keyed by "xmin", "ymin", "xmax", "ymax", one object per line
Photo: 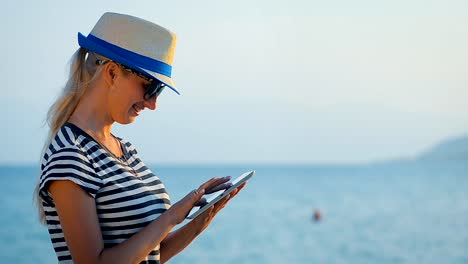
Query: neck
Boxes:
[{"xmin": 68, "ymin": 83, "xmax": 114, "ymax": 141}]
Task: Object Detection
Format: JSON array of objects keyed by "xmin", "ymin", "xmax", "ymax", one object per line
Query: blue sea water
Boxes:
[{"xmin": 0, "ymin": 161, "xmax": 467, "ymax": 263}]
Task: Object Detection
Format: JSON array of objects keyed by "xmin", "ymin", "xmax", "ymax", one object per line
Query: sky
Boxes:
[{"xmin": 1, "ymin": 0, "xmax": 467, "ymax": 165}]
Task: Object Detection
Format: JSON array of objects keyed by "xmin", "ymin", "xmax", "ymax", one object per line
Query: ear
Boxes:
[{"xmin": 103, "ymin": 62, "xmax": 119, "ymax": 86}]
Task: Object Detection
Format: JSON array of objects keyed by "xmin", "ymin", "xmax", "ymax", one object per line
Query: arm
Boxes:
[
  {"xmin": 160, "ymin": 182, "xmax": 246, "ymax": 263},
  {"xmin": 49, "ymin": 177, "xmax": 222, "ymax": 264},
  {"xmin": 49, "ymin": 180, "xmax": 177, "ymax": 264},
  {"xmin": 159, "ymin": 219, "xmax": 205, "ymax": 263}
]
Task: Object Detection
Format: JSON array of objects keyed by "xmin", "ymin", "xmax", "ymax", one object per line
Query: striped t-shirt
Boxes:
[{"xmin": 38, "ymin": 122, "xmax": 171, "ymax": 264}]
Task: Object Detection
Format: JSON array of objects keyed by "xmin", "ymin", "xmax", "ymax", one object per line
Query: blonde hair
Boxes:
[{"xmin": 34, "ymin": 47, "xmax": 102, "ymax": 224}]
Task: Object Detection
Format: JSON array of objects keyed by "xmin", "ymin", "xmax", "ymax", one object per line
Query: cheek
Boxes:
[
  {"xmin": 115, "ymin": 78, "xmax": 144, "ymax": 102},
  {"xmin": 109, "ymin": 82, "xmax": 135, "ymax": 117}
]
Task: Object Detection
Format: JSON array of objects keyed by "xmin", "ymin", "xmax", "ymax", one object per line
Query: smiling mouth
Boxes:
[{"xmin": 132, "ymin": 104, "xmax": 142, "ymax": 115}]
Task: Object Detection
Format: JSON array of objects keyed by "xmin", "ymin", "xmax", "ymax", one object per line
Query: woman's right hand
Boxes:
[{"xmin": 166, "ymin": 177, "xmax": 231, "ymax": 225}]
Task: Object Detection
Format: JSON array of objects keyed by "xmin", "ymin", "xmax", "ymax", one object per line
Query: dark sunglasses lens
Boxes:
[
  {"xmin": 144, "ymin": 83, "xmax": 165, "ymax": 100},
  {"xmin": 155, "ymin": 85, "xmax": 165, "ymax": 97}
]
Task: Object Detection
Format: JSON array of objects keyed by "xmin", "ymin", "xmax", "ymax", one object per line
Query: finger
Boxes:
[
  {"xmin": 175, "ymin": 188, "xmax": 206, "ymax": 220},
  {"xmin": 220, "ymin": 183, "xmax": 246, "ymax": 202},
  {"xmin": 231, "ymin": 182, "xmax": 247, "ymax": 196},
  {"xmin": 198, "ymin": 205, "xmax": 215, "ymax": 219},
  {"xmin": 207, "ymin": 205, "xmax": 215, "ymax": 216},
  {"xmin": 215, "ymin": 192, "xmax": 232, "ymax": 207},
  {"xmin": 194, "ymin": 198, "xmax": 208, "ymax": 207},
  {"xmin": 198, "ymin": 177, "xmax": 225, "ymax": 191},
  {"xmin": 204, "ymin": 176, "xmax": 231, "ymax": 191},
  {"xmin": 213, "ymin": 194, "xmax": 231, "ymax": 213},
  {"xmin": 205, "ymin": 182, "xmax": 233, "ymax": 194},
  {"xmin": 213, "ymin": 184, "xmax": 247, "ymax": 211},
  {"xmin": 184, "ymin": 188, "xmax": 205, "ymax": 204}
]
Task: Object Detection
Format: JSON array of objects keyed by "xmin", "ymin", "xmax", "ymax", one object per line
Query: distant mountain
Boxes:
[{"xmin": 418, "ymin": 135, "xmax": 468, "ymax": 161}]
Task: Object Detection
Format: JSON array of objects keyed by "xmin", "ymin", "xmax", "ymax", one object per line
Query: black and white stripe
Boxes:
[{"xmin": 39, "ymin": 123, "xmax": 170, "ymax": 264}]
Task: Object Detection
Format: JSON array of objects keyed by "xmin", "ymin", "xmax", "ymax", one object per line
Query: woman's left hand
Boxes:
[{"xmin": 190, "ymin": 182, "xmax": 247, "ymax": 233}]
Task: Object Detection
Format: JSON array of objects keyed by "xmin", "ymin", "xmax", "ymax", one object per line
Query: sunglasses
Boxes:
[{"xmin": 96, "ymin": 59, "xmax": 165, "ymax": 100}]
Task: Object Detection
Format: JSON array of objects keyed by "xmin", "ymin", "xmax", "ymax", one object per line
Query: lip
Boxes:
[{"xmin": 132, "ymin": 105, "xmax": 141, "ymax": 116}]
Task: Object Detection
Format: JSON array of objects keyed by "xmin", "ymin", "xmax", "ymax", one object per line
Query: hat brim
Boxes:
[{"xmin": 78, "ymin": 32, "xmax": 180, "ymax": 95}]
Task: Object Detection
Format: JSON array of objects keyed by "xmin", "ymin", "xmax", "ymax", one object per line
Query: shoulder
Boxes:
[
  {"xmin": 41, "ymin": 124, "xmax": 92, "ymax": 169},
  {"xmin": 39, "ymin": 125, "xmax": 103, "ymax": 203}
]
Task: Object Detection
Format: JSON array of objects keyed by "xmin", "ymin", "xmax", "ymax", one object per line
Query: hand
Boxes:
[
  {"xmin": 191, "ymin": 182, "xmax": 247, "ymax": 233},
  {"xmin": 166, "ymin": 177, "xmax": 234, "ymax": 225},
  {"xmin": 193, "ymin": 176, "xmax": 233, "ymax": 207}
]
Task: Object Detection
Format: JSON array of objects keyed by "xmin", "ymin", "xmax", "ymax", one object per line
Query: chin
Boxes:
[{"xmin": 116, "ymin": 117, "xmax": 136, "ymax": 125}]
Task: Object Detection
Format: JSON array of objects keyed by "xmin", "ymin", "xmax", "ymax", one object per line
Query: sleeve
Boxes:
[{"xmin": 39, "ymin": 146, "xmax": 102, "ymax": 206}]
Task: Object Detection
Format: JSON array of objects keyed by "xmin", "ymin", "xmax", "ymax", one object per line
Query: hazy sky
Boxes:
[{"xmin": 1, "ymin": 0, "xmax": 467, "ymax": 165}]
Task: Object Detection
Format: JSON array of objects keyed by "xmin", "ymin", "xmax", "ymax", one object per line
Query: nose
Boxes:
[{"xmin": 143, "ymin": 95, "xmax": 158, "ymax": 110}]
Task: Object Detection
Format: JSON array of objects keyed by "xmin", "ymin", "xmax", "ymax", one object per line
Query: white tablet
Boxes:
[{"xmin": 186, "ymin": 170, "xmax": 255, "ymax": 219}]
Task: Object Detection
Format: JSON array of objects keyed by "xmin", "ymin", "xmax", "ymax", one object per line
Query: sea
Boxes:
[{"xmin": 0, "ymin": 161, "xmax": 467, "ymax": 264}]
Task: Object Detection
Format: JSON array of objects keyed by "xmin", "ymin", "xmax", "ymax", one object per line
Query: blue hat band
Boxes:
[{"xmin": 80, "ymin": 34, "xmax": 172, "ymax": 78}]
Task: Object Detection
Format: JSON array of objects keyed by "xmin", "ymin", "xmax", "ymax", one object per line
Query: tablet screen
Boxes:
[{"xmin": 186, "ymin": 170, "xmax": 255, "ymax": 219}]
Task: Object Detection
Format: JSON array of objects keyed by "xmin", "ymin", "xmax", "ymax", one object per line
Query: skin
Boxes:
[{"xmin": 49, "ymin": 61, "xmax": 247, "ymax": 264}]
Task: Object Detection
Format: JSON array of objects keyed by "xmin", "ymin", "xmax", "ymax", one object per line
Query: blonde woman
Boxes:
[{"xmin": 34, "ymin": 12, "xmax": 246, "ymax": 264}]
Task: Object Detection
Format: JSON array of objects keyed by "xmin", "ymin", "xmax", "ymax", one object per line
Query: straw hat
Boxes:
[{"xmin": 78, "ymin": 12, "xmax": 180, "ymax": 95}]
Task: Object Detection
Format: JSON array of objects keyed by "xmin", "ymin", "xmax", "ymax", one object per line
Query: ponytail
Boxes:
[{"xmin": 34, "ymin": 48, "xmax": 100, "ymax": 224}]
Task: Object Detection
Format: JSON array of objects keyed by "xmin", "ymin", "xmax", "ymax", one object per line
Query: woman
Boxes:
[{"xmin": 34, "ymin": 12, "xmax": 246, "ymax": 264}]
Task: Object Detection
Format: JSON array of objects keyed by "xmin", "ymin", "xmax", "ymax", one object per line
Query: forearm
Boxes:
[
  {"xmin": 160, "ymin": 220, "xmax": 203, "ymax": 263},
  {"xmin": 97, "ymin": 212, "xmax": 176, "ymax": 264}
]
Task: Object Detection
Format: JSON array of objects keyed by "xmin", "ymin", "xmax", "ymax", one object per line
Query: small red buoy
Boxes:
[{"xmin": 313, "ymin": 209, "xmax": 322, "ymax": 222}]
